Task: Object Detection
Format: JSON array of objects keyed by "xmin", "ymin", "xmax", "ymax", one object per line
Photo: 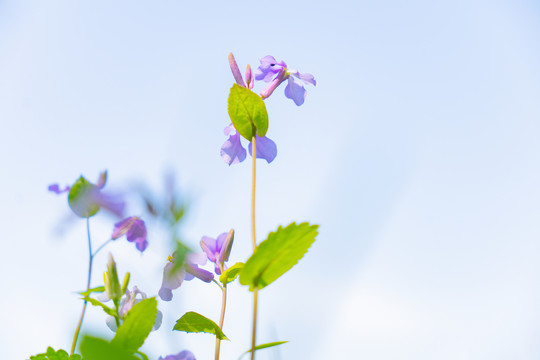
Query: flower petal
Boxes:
[
  {"xmin": 220, "ymin": 132, "xmax": 247, "ymax": 166},
  {"xmin": 296, "ymin": 72, "xmax": 316, "ymax": 86},
  {"xmin": 200, "ymin": 236, "xmax": 218, "ymax": 262},
  {"xmin": 255, "ymin": 55, "xmax": 286, "ymax": 82},
  {"xmin": 158, "ymin": 262, "xmax": 185, "ymax": 301},
  {"xmin": 284, "ymin": 76, "xmax": 307, "ymax": 106},
  {"xmin": 185, "ymin": 264, "xmax": 214, "ymax": 282},
  {"xmin": 48, "ymin": 184, "xmax": 70, "ymax": 194},
  {"xmin": 248, "ymin": 136, "xmax": 278, "ymax": 163}
]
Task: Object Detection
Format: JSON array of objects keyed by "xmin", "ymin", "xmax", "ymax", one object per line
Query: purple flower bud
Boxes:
[
  {"xmin": 245, "ymin": 64, "xmax": 253, "ymax": 89},
  {"xmin": 228, "ymin": 53, "xmax": 246, "ymax": 88}
]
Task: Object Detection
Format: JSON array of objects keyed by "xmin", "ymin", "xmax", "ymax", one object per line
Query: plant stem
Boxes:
[
  {"xmin": 214, "ymin": 285, "xmax": 228, "ymax": 360},
  {"xmin": 70, "ymin": 216, "xmax": 93, "ymax": 355},
  {"xmin": 93, "ymin": 238, "xmax": 112, "ymax": 257},
  {"xmin": 250, "ymin": 135, "xmax": 258, "ymax": 360}
]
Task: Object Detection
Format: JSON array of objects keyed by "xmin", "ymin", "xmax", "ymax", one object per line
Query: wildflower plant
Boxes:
[{"xmin": 30, "ymin": 53, "xmax": 318, "ymax": 360}]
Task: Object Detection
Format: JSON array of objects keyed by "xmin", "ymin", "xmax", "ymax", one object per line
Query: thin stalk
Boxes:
[
  {"xmin": 214, "ymin": 285, "xmax": 228, "ymax": 360},
  {"xmin": 250, "ymin": 135, "xmax": 258, "ymax": 360},
  {"xmin": 93, "ymin": 238, "xmax": 112, "ymax": 257},
  {"xmin": 70, "ymin": 216, "xmax": 93, "ymax": 355}
]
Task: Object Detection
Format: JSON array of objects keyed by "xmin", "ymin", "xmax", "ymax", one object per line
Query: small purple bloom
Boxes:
[
  {"xmin": 248, "ymin": 136, "xmax": 277, "ymax": 164},
  {"xmin": 158, "ymin": 252, "xmax": 214, "ymax": 301},
  {"xmin": 48, "ymin": 184, "xmax": 71, "ymax": 194},
  {"xmin": 105, "ymin": 286, "xmax": 163, "ymax": 332},
  {"xmin": 255, "ymin": 55, "xmax": 316, "ymax": 106},
  {"xmin": 200, "ymin": 229, "xmax": 234, "ymax": 275},
  {"xmin": 112, "ymin": 216, "xmax": 148, "ymax": 252},
  {"xmin": 220, "ymin": 124, "xmax": 277, "ymax": 165},
  {"xmin": 220, "ymin": 125, "xmax": 247, "ymax": 165},
  {"xmin": 159, "ymin": 350, "xmax": 196, "ymax": 360}
]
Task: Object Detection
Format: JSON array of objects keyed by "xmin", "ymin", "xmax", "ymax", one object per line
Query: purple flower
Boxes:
[
  {"xmin": 112, "ymin": 216, "xmax": 148, "ymax": 252},
  {"xmin": 221, "ymin": 124, "xmax": 277, "ymax": 165},
  {"xmin": 159, "ymin": 350, "xmax": 196, "ymax": 360},
  {"xmin": 105, "ymin": 286, "xmax": 163, "ymax": 332},
  {"xmin": 49, "ymin": 171, "xmax": 125, "ymax": 218},
  {"xmin": 158, "ymin": 252, "xmax": 214, "ymax": 301},
  {"xmin": 200, "ymin": 229, "xmax": 234, "ymax": 275},
  {"xmin": 255, "ymin": 55, "xmax": 316, "ymax": 106},
  {"xmin": 48, "ymin": 184, "xmax": 70, "ymax": 194}
]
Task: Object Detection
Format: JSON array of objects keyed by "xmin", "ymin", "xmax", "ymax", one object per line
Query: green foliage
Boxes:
[
  {"xmin": 239, "ymin": 341, "xmax": 289, "ymax": 359},
  {"xmin": 239, "ymin": 222, "xmax": 319, "ymax": 291},
  {"xmin": 173, "ymin": 311, "xmax": 228, "ymax": 340},
  {"xmin": 170, "ymin": 240, "xmax": 190, "ymax": 274},
  {"xmin": 111, "ymin": 298, "xmax": 158, "ymax": 354},
  {"xmin": 80, "ymin": 336, "xmax": 138, "ymax": 360},
  {"xmin": 220, "ymin": 262, "xmax": 244, "ymax": 286},
  {"xmin": 28, "ymin": 347, "xmax": 81, "ymax": 360},
  {"xmin": 68, "ymin": 176, "xmax": 99, "ymax": 218},
  {"xmin": 83, "ymin": 296, "xmax": 117, "ymax": 317},
  {"xmin": 227, "ymin": 84, "xmax": 269, "ymax": 140},
  {"xmin": 78, "ymin": 286, "xmax": 105, "ymax": 297}
]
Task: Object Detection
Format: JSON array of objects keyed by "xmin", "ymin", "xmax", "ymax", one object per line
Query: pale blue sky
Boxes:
[{"xmin": 1, "ymin": 1, "xmax": 540, "ymax": 359}]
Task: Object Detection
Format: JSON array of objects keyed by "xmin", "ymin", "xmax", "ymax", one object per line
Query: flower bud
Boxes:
[
  {"xmin": 104, "ymin": 253, "xmax": 122, "ymax": 302},
  {"xmin": 219, "ymin": 229, "xmax": 234, "ymax": 264}
]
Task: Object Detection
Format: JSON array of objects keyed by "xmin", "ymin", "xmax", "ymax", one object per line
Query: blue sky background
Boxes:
[{"xmin": 1, "ymin": 0, "xmax": 540, "ymax": 359}]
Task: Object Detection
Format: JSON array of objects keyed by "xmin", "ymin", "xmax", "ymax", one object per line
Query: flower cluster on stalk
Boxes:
[{"xmin": 221, "ymin": 53, "xmax": 315, "ymax": 166}]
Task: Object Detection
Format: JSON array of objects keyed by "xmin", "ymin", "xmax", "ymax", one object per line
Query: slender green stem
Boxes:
[
  {"xmin": 70, "ymin": 216, "xmax": 93, "ymax": 355},
  {"xmin": 93, "ymin": 238, "xmax": 112, "ymax": 257},
  {"xmin": 250, "ymin": 135, "xmax": 258, "ymax": 360},
  {"xmin": 214, "ymin": 285, "xmax": 228, "ymax": 360}
]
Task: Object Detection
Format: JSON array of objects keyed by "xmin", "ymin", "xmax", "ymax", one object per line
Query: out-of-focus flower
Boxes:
[
  {"xmin": 158, "ymin": 350, "xmax": 196, "ymax": 360},
  {"xmin": 112, "ymin": 216, "xmax": 148, "ymax": 252},
  {"xmin": 255, "ymin": 55, "xmax": 316, "ymax": 106},
  {"xmin": 158, "ymin": 252, "xmax": 214, "ymax": 301},
  {"xmin": 48, "ymin": 184, "xmax": 70, "ymax": 194},
  {"xmin": 49, "ymin": 171, "xmax": 125, "ymax": 218},
  {"xmin": 200, "ymin": 229, "xmax": 234, "ymax": 275},
  {"xmin": 221, "ymin": 124, "xmax": 277, "ymax": 165},
  {"xmin": 105, "ymin": 286, "xmax": 163, "ymax": 332}
]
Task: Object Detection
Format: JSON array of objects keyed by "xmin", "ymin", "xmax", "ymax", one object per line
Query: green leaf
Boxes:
[
  {"xmin": 80, "ymin": 336, "xmax": 139, "ymax": 360},
  {"xmin": 78, "ymin": 286, "xmax": 105, "ymax": 297},
  {"xmin": 220, "ymin": 262, "xmax": 244, "ymax": 286},
  {"xmin": 112, "ymin": 298, "xmax": 158, "ymax": 354},
  {"xmin": 239, "ymin": 341, "xmax": 289, "ymax": 359},
  {"xmin": 83, "ymin": 296, "xmax": 117, "ymax": 317},
  {"xmin": 227, "ymin": 84, "xmax": 269, "ymax": 140},
  {"xmin": 173, "ymin": 311, "xmax": 228, "ymax": 340},
  {"xmin": 28, "ymin": 347, "xmax": 81, "ymax": 360},
  {"xmin": 68, "ymin": 176, "xmax": 99, "ymax": 217},
  {"xmin": 239, "ymin": 222, "xmax": 319, "ymax": 291}
]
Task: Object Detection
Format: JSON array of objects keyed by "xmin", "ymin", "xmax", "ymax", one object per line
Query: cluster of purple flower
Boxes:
[{"xmin": 221, "ymin": 54, "xmax": 316, "ymax": 166}]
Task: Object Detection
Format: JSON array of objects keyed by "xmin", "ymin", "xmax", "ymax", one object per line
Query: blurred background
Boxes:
[{"xmin": 1, "ymin": 0, "xmax": 540, "ymax": 359}]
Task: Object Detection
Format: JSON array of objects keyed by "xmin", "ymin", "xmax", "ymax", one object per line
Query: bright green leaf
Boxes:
[
  {"xmin": 28, "ymin": 347, "xmax": 80, "ymax": 360},
  {"xmin": 78, "ymin": 286, "xmax": 105, "ymax": 297},
  {"xmin": 173, "ymin": 311, "xmax": 228, "ymax": 340},
  {"xmin": 112, "ymin": 298, "xmax": 157, "ymax": 354},
  {"xmin": 227, "ymin": 84, "xmax": 269, "ymax": 140},
  {"xmin": 239, "ymin": 341, "xmax": 289, "ymax": 359},
  {"xmin": 239, "ymin": 222, "xmax": 319, "ymax": 291},
  {"xmin": 80, "ymin": 336, "xmax": 138, "ymax": 360},
  {"xmin": 83, "ymin": 297, "xmax": 117, "ymax": 317},
  {"xmin": 220, "ymin": 262, "xmax": 244, "ymax": 286},
  {"xmin": 68, "ymin": 176, "xmax": 99, "ymax": 218}
]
